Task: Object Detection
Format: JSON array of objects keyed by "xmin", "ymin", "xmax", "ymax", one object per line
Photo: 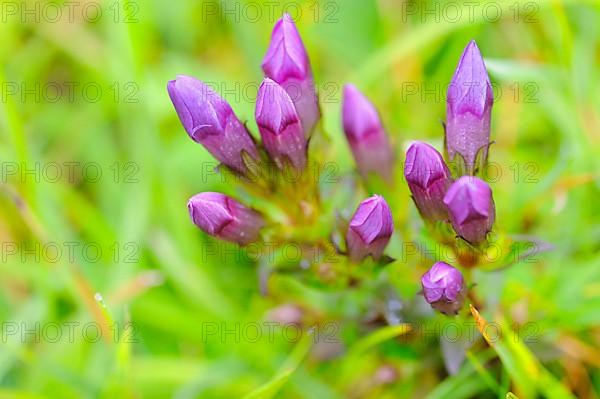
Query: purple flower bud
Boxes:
[
  {"xmin": 443, "ymin": 176, "xmax": 495, "ymax": 245},
  {"xmin": 404, "ymin": 141, "xmax": 453, "ymax": 222},
  {"xmin": 262, "ymin": 14, "xmax": 320, "ymax": 137},
  {"xmin": 346, "ymin": 195, "xmax": 393, "ymax": 262},
  {"xmin": 421, "ymin": 262, "xmax": 465, "ymax": 315},
  {"xmin": 445, "ymin": 40, "xmax": 493, "ymax": 175},
  {"xmin": 342, "ymin": 84, "xmax": 394, "ymax": 182},
  {"xmin": 168, "ymin": 75, "xmax": 259, "ymax": 174},
  {"xmin": 255, "ymin": 78, "xmax": 307, "ymax": 170},
  {"xmin": 188, "ymin": 192, "xmax": 264, "ymax": 246}
]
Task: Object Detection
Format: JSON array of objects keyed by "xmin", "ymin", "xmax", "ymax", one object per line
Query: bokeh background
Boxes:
[{"xmin": 0, "ymin": 0, "xmax": 599, "ymax": 398}]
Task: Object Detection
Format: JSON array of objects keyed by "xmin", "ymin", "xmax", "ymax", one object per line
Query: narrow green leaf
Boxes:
[{"xmin": 243, "ymin": 330, "xmax": 314, "ymax": 399}]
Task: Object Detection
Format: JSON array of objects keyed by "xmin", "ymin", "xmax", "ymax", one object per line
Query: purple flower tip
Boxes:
[
  {"xmin": 255, "ymin": 78, "xmax": 307, "ymax": 170},
  {"xmin": 444, "ymin": 177, "xmax": 491, "ymax": 224},
  {"xmin": 342, "ymin": 84, "xmax": 382, "ymax": 142},
  {"xmin": 188, "ymin": 192, "xmax": 264, "ymax": 246},
  {"xmin": 443, "ymin": 176, "xmax": 495, "ymax": 245},
  {"xmin": 404, "ymin": 141, "xmax": 452, "ymax": 222},
  {"xmin": 167, "ymin": 75, "xmax": 259, "ymax": 174},
  {"xmin": 342, "ymin": 84, "xmax": 394, "ymax": 181},
  {"xmin": 346, "ymin": 195, "xmax": 393, "ymax": 262},
  {"xmin": 261, "ymin": 13, "xmax": 309, "ymax": 83},
  {"xmin": 421, "ymin": 262, "xmax": 465, "ymax": 314},
  {"xmin": 445, "ymin": 40, "xmax": 494, "ymax": 175},
  {"xmin": 447, "ymin": 40, "xmax": 494, "ymax": 116},
  {"xmin": 262, "ymin": 14, "xmax": 320, "ymax": 138},
  {"xmin": 167, "ymin": 76, "xmax": 229, "ymax": 139},
  {"xmin": 405, "ymin": 142, "xmax": 450, "ymax": 190}
]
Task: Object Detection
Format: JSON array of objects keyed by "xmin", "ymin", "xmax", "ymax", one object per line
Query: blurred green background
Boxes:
[{"xmin": 0, "ymin": 0, "xmax": 599, "ymax": 398}]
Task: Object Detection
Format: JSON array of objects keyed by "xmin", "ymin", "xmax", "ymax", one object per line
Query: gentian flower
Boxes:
[
  {"xmin": 445, "ymin": 40, "xmax": 493, "ymax": 175},
  {"xmin": 346, "ymin": 195, "xmax": 393, "ymax": 262},
  {"xmin": 188, "ymin": 192, "xmax": 264, "ymax": 245},
  {"xmin": 404, "ymin": 141, "xmax": 452, "ymax": 222},
  {"xmin": 443, "ymin": 176, "xmax": 495, "ymax": 245},
  {"xmin": 342, "ymin": 84, "xmax": 394, "ymax": 182},
  {"xmin": 421, "ymin": 262, "xmax": 465, "ymax": 314},
  {"xmin": 168, "ymin": 75, "xmax": 259, "ymax": 174},
  {"xmin": 262, "ymin": 13, "xmax": 320, "ymax": 138},
  {"xmin": 255, "ymin": 78, "xmax": 307, "ymax": 170}
]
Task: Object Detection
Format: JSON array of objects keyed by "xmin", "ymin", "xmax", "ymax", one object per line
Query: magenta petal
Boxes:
[
  {"xmin": 346, "ymin": 195, "xmax": 393, "ymax": 262},
  {"xmin": 255, "ymin": 78, "xmax": 307, "ymax": 170},
  {"xmin": 188, "ymin": 192, "xmax": 264, "ymax": 246},
  {"xmin": 404, "ymin": 141, "xmax": 453, "ymax": 222},
  {"xmin": 445, "ymin": 40, "xmax": 493, "ymax": 174},
  {"xmin": 167, "ymin": 75, "xmax": 259, "ymax": 174},
  {"xmin": 262, "ymin": 14, "xmax": 319, "ymax": 137},
  {"xmin": 262, "ymin": 14, "xmax": 309, "ymax": 82},
  {"xmin": 443, "ymin": 176, "xmax": 495, "ymax": 245},
  {"xmin": 342, "ymin": 84, "xmax": 394, "ymax": 181},
  {"xmin": 421, "ymin": 262, "xmax": 465, "ymax": 314}
]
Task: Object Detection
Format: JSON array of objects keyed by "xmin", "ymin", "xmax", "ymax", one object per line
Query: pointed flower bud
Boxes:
[
  {"xmin": 443, "ymin": 176, "xmax": 495, "ymax": 245},
  {"xmin": 346, "ymin": 195, "xmax": 393, "ymax": 262},
  {"xmin": 168, "ymin": 75, "xmax": 259, "ymax": 174},
  {"xmin": 445, "ymin": 40, "xmax": 493, "ymax": 175},
  {"xmin": 421, "ymin": 262, "xmax": 465, "ymax": 315},
  {"xmin": 188, "ymin": 192, "xmax": 264, "ymax": 246},
  {"xmin": 404, "ymin": 141, "xmax": 452, "ymax": 222},
  {"xmin": 262, "ymin": 14, "xmax": 320, "ymax": 137},
  {"xmin": 342, "ymin": 84, "xmax": 394, "ymax": 182},
  {"xmin": 255, "ymin": 78, "xmax": 307, "ymax": 170}
]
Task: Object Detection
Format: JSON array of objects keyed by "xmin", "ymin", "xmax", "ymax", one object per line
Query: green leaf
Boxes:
[
  {"xmin": 243, "ymin": 329, "xmax": 314, "ymax": 399},
  {"xmin": 347, "ymin": 324, "xmax": 412, "ymax": 357},
  {"xmin": 470, "ymin": 306, "xmax": 575, "ymax": 399}
]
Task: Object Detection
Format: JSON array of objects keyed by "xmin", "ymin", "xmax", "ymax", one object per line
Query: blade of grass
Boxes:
[
  {"xmin": 242, "ymin": 330, "xmax": 314, "ymax": 399},
  {"xmin": 470, "ymin": 305, "xmax": 576, "ymax": 399}
]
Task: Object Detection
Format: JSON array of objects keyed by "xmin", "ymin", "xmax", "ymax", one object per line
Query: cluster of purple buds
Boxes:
[
  {"xmin": 168, "ymin": 15, "xmax": 503, "ymax": 317},
  {"xmin": 169, "ymin": 14, "xmax": 398, "ymax": 249},
  {"xmin": 168, "ymin": 14, "xmax": 321, "ymax": 245},
  {"xmin": 403, "ymin": 40, "xmax": 496, "ymax": 244},
  {"xmin": 402, "ymin": 41, "xmax": 497, "ymax": 314},
  {"xmin": 168, "ymin": 13, "xmax": 317, "ymax": 180}
]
